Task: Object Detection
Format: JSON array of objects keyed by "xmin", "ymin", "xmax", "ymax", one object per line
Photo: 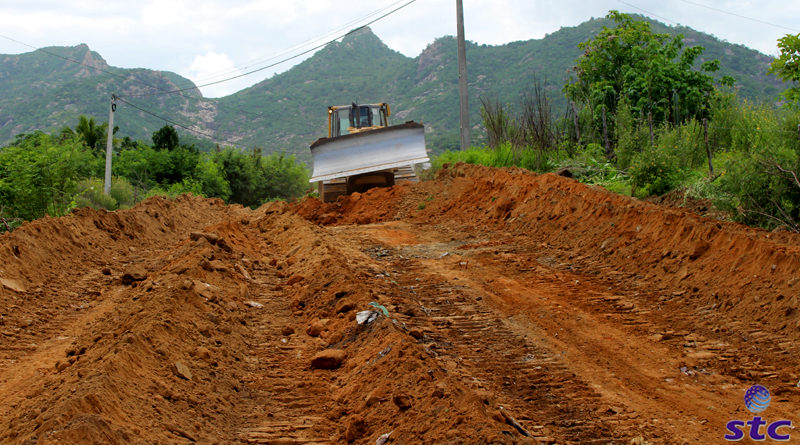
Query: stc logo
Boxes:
[{"xmin": 725, "ymin": 385, "xmax": 793, "ymax": 441}]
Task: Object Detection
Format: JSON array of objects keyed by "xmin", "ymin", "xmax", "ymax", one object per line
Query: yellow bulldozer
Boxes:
[{"xmin": 309, "ymin": 103, "xmax": 429, "ymax": 202}]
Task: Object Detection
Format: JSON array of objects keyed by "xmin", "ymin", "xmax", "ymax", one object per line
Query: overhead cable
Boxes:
[
  {"xmin": 190, "ymin": 0, "xmax": 411, "ymax": 84},
  {"xmin": 124, "ymin": 0, "xmax": 419, "ymax": 98},
  {"xmin": 676, "ymin": 0, "xmax": 799, "ymax": 33},
  {"xmin": 115, "ymin": 96, "xmax": 305, "ymax": 155}
]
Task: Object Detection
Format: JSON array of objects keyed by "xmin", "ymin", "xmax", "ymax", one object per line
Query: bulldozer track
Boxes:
[
  {"xmin": 237, "ymin": 266, "xmax": 334, "ymax": 445},
  {"xmin": 381, "ymin": 253, "xmax": 629, "ymax": 443}
]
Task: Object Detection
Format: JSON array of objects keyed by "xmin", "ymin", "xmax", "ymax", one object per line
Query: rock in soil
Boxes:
[
  {"xmin": 173, "ymin": 361, "xmax": 193, "ymax": 380},
  {"xmin": 344, "ymin": 415, "xmax": 366, "ymax": 443},
  {"xmin": 121, "ymin": 265, "xmax": 147, "ymax": 285},
  {"xmin": 393, "ymin": 393, "xmax": 413, "ymax": 410},
  {"xmin": 310, "ymin": 349, "xmax": 346, "ymax": 369}
]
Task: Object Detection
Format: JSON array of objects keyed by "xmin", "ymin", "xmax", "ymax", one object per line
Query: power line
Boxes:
[
  {"xmin": 190, "ymin": 0, "xmax": 411, "ymax": 84},
  {"xmin": 3, "ymin": 0, "xmax": 419, "ymax": 155},
  {"xmin": 676, "ymin": 0, "xmax": 800, "ymax": 33},
  {"xmin": 617, "ymin": 0, "xmax": 679, "ymax": 25},
  {"xmin": 125, "ymin": 0, "xmax": 419, "ymax": 98},
  {"xmin": 115, "ymin": 96, "xmax": 306, "ymax": 155},
  {"xmin": 1, "ymin": 0, "xmax": 421, "ymax": 128},
  {"xmin": 0, "ymin": 31, "xmax": 276, "ymax": 122}
]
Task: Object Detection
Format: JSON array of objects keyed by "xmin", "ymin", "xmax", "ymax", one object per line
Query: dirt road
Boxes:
[{"xmin": 1, "ymin": 164, "xmax": 798, "ymax": 444}]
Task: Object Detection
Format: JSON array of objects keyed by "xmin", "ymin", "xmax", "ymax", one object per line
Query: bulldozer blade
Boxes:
[{"xmin": 309, "ymin": 122, "xmax": 429, "ymax": 183}]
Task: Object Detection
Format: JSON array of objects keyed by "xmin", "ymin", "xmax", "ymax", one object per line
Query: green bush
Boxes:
[
  {"xmin": 432, "ymin": 142, "xmax": 558, "ymax": 173},
  {"xmin": 629, "ymin": 145, "xmax": 682, "ymax": 196},
  {"xmin": 195, "ymin": 157, "xmax": 231, "ymax": 201},
  {"xmin": 146, "ymin": 179, "xmax": 205, "ymax": 199},
  {"xmin": 110, "ymin": 177, "xmax": 136, "ymax": 209},
  {"xmin": 74, "ymin": 178, "xmax": 118, "ymax": 210},
  {"xmin": 0, "ymin": 132, "xmax": 98, "ymax": 220},
  {"xmin": 72, "ymin": 176, "xmax": 137, "ymax": 210},
  {"xmin": 714, "ymin": 149, "xmax": 800, "ymax": 230},
  {"xmin": 613, "ymin": 101, "xmax": 651, "ymax": 169}
]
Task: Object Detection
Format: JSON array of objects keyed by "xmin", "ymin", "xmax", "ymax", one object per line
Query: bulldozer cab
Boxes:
[{"xmin": 329, "ymin": 103, "xmax": 390, "ymax": 137}]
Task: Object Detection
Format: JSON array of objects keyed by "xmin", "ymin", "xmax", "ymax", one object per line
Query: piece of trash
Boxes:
[
  {"xmin": 377, "ymin": 346, "xmax": 392, "ymax": 358},
  {"xmin": 357, "ymin": 310, "xmax": 379, "ymax": 325},
  {"xmin": 439, "ymin": 252, "xmax": 450, "ymax": 258},
  {"xmin": 797, "ymin": 380, "xmax": 800, "ymax": 388},
  {"xmin": 376, "ymin": 431, "xmax": 393, "ymax": 445},
  {"xmin": 368, "ymin": 302, "xmax": 390, "ymax": 317},
  {"xmin": 244, "ymin": 301, "xmax": 263, "ymax": 308}
]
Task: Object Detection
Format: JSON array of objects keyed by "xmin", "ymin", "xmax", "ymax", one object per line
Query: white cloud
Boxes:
[{"xmin": 182, "ymin": 51, "xmax": 246, "ymax": 97}]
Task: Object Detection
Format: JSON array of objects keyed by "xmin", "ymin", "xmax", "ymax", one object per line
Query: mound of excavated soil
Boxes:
[
  {"xmin": 296, "ymin": 163, "xmax": 800, "ymax": 341},
  {"xmin": 2, "ymin": 164, "xmax": 799, "ymax": 444}
]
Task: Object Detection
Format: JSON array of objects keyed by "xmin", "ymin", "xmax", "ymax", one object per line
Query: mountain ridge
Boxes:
[{"xmin": 0, "ymin": 16, "xmax": 786, "ymax": 157}]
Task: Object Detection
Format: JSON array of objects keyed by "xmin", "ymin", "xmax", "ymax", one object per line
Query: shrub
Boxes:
[
  {"xmin": 74, "ymin": 178, "xmax": 118, "ymax": 210},
  {"xmin": 629, "ymin": 145, "xmax": 682, "ymax": 196},
  {"xmin": 110, "ymin": 177, "xmax": 136, "ymax": 209}
]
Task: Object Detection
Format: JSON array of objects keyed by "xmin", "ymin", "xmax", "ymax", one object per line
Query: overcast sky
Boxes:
[{"xmin": 1, "ymin": 0, "xmax": 798, "ymax": 98}]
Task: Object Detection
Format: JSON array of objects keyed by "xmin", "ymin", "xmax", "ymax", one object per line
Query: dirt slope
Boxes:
[{"xmin": 1, "ymin": 164, "xmax": 798, "ymax": 444}]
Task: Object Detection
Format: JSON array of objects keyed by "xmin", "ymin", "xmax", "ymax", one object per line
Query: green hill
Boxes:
[
  {"xmin": 0, "ymin": 44, "xmax": 212, "ymax": 145},
  {"xmin": 0, "ymin": 16, "xmax": 786, "ymax": 159}
]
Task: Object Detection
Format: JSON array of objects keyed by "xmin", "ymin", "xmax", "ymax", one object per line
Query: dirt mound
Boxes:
[
  {"xmin": 3, "ymin": 164, "xmax": 799, "ymax": 444},
  {"xmin": 294, "ymin": 184, "xmax": 410, "ymax": 226},
  {"xmin": 297, "ymin": 163, "xmax": 800, "ymax": 341},
  {"xmin": 0, "ymin": 195, "xmax": 255, "ymax": 443},
  {"xmin": 0, "ymin": 197, "xmax": 508, "ymax": 444},
  {"xmin": 646, "ymin": 187, "xmax": 730, "ymax": 222}
]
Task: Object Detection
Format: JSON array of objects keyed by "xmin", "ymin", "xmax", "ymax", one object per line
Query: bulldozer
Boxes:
[{"xmin": 309, "ymin": 103, "xmax": 429, "ymax": 202}]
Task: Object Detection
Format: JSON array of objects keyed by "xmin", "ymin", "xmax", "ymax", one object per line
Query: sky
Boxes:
[{"xmin": 1, "ymin": 0, "xmax": 798, "ymax": 98}]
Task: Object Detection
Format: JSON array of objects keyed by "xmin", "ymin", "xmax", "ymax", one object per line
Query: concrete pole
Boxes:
[
  {"xmin": 456, "ymin": 0, "xmax": 469, "ymax": 151},
  {"xmin": 104, "ymin": 95, "xmax": 116, "ymax": 195}
]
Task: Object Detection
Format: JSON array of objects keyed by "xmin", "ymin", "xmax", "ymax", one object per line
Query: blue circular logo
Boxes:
[{"xmin": 744, "ymin": 385, "xmax": 771, "ymax": 413}]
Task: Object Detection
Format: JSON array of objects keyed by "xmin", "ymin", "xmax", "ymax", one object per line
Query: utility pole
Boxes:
[
  {"xmin": 456, "ymin": 0, "xmax": 469, "ymax": 151},
  {"xmin": 104, "ymin": 94, "xmax": 116, "ymax": 195}
]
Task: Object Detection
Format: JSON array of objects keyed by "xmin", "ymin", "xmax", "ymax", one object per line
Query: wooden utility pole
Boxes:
[
  {"xmin": 104, "ymin": 95, "xmax": 116, "ymax": 195},
  {"xmin": 456, "ymin": 0, "xmax": 470, "ymax": 151}
]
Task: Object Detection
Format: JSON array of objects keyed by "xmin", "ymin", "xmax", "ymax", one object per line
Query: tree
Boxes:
[
  {"xmin": 769, "ymin": 33, "xmax": 800, "ymax": 107},
  {"xmin": 152, "ymin": 125, "xmax": 180, "ymax": 151},
  {"xmin": 0, "ymin": 132, "xmax": 97, "ymax": 221},
  {"xmin": 564, "ymin": 11, "xmax": 732, "ymax": 153},
  {"xmin": 74, "ymin": 115, "xmax": 108, "ymax": 151}
]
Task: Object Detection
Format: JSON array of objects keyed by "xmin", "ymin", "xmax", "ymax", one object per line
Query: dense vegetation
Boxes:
[
  {"xmin": 435, "ymin": 12, "xmax": 800, "ymax": 232},
  {"xmin": 0, "ymin": 121, "xmax": 309, "ymax": 232}
]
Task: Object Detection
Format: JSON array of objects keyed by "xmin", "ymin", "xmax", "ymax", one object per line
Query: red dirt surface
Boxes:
[{"xmin": 2, "ymin": 164, "xmax": 799, "ymax": 444}]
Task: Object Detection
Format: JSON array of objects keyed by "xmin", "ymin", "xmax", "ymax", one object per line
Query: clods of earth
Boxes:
[{"xmin": 1, "ymin": 164, "xmax": 798, "ymax": 444}]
